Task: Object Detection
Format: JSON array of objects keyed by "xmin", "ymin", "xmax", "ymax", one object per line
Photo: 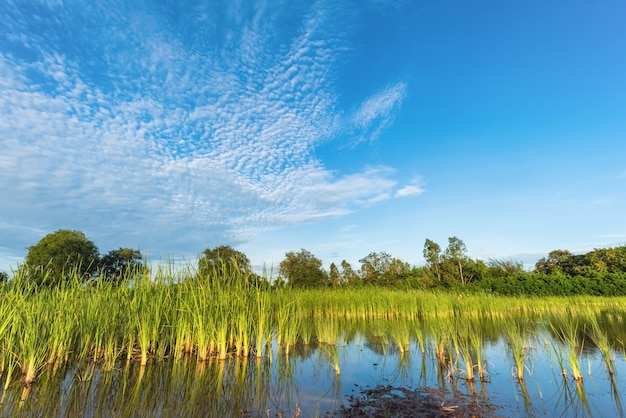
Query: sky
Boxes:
[{"xmin": 1, "ymin": 0, "xmax": 625, "ymax": 275}]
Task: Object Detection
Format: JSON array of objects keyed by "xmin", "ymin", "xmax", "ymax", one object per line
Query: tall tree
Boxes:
[
  {"xmin": 534, "ymin": 250, "xmax": 572, "ymax": 275},
  {"xmin": 329, "ymin": 262, "xmax": 341, "ymax": 287},
  {"xmin": 359, "ymin": 252, "xmax": 408, "ymax": 286},
  {"xmin": 197, "ymin": 245, "xmax": 251, "ymax": 281},
  {"xmin": 487, "ymin": 258, "xmax": 525, "ymax": 278},
  {"xmin": 359, "ymin": 252, "xmax": 392, "ymax": 286},
  {"xmin": 442, "ymin": 236, "xmax": 469, "ymax": 285},
  {"xmin": 278, "ymin": 249, "xmax": 328, "ymax": 288},
  {"xmin": 23, "ymin": 229, "xmax": 100, "ymax": 286},
  {"xmin": 340, "ymin": 260, "xmax": 360, "ymax": 285},
  {"xmin": 423, "ymin": 239, "xmax": 442, "ymax": 281},
  {"xmin": 99, "ymin": 247, "xmax": 144, "ymax": 282}
]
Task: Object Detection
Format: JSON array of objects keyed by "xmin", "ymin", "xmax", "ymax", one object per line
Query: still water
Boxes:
[{"xmin": 2, "ymin": 318, "xmax": 625, "ymax": 417}]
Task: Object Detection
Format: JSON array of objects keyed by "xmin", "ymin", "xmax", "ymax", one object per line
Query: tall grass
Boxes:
[{"xmin": 1, "ymin": 265, "xmax": 626, "ymax": 391}]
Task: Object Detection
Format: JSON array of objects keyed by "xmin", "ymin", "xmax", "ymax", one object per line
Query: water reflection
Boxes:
[{"xmin": 1, "ymin": 314, "xmax": 625, "ymax": 417}]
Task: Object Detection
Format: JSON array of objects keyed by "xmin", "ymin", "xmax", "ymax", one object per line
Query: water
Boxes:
[{"xmin": 2, "ymin": 320, "xmax": 625, "ymax": 417}]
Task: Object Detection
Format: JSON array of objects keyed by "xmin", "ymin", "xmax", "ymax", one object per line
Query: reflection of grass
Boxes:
[
  {"xmin": 2, "ymin": 269, "xmax": 626, "ymax": 395},
  {"xmin": 503, "ymin": 317, "xmax": 534, "ymax": 382},
  {"xmin": 586, "ymin": 310, "xmax": 615, "ymax": 376},
  {"xmin": 550, "ymin": 311, "xmax": 584, "ymax": 381},
  {"xmin": 388, "ymin": 319, "xmax": 411, "ymax": 355}
]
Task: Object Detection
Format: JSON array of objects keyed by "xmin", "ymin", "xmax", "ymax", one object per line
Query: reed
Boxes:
[
  {"xmin": 276, "ymin": 302, "xmax": 300, "ymax": 356},
  {"xmin": 387, "ymin": 319, "xmax": 411, "ymax": 355},
  {"xmin": 503, "ymin": 316, "xmax": 534, "ymax": 382},
  {"xmin": 2, "ymin": 260, "xmax": 626, "ymax": 394},
  {"xmin": 585, "ymin": 309, "xmax": 615, "ymax": 376},
  {"xmin": 550, "ymin": 311, "xmax": 584, "ymax": 381}
]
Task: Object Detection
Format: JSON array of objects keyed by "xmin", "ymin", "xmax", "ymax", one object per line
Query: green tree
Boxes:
[
  {"xmin": 197, "ymin": 245, "xmax": 251, "ymax": 281},
  {"xmin": 359, "ymin": 251, "xmax": 408, "ymax": 286},
  {"xmin": 534, "ymin": 250, "xmax": 572, "ymax": 275},
  {"xmin": 487, "ymin": 258, "xmax": 525, "ymax": 278},
  {"xmin": 278, "ymin": 249, "xmax": 328, "ymax": 288},
  {"xmin": 340, "ymin": 260, "xmax": 360, "ymax": 286},
  {"xmin": 329, "ymin": 262, "xmax": 341, "ymax": 286},
  {"xmin": 359, "ymin": 252, "xmax": 391, "ymax": 286},
  {"xmin": 423, "ymin": 239, "xmax": 442, "ymax": 282},
  {"xmin": 23, "ymin": 229, "xmax": 100, "ymax": 286},
  {"xmin": 442, "ymin": 236, "xmax": 469, "ymax": 284},
  {"xmin": 99, "ymin": 247, "xmax": 144, "ymax": 282},
  {"xmin": 0, "ymin": 271, "xmax": 8, "ymax": 282}
]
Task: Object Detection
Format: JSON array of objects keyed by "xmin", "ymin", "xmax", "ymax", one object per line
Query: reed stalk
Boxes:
[
  {"xmin": 550, "ymin": 311, "xmax": 584, "ymax": 381},
  {"xmin": 586, "ymin": 311, "xmax": 615, "ymax": 376},
  {"xmin": 503, "ymin": 316, "xmax": 533, "ymax": 382}
]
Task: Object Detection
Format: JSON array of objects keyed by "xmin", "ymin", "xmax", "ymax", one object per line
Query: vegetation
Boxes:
[
  {"xmin": 99, "ymin": 247, "xmax": 144, "ymax": 283},
  {"xmin": 10, "ymin": 228, "xmax": 626, "ymax": 296},
  {"xmin": 1, "ymin": 271, "xmax": 624, "ymax": 390},
  {"xmin": 20, "ymin": 229, "xmax": 100, "ymax": 286},
  {"xmin": 278, "ymin": 248, "xmax": 328, "ymax": 288},
  {"xmin": 2, "ymin": 229, "xmax": 626, "ymax": 415},
  {"xmin": 196, "ymin": 245, "xmax": 251, "ymax": 281}
]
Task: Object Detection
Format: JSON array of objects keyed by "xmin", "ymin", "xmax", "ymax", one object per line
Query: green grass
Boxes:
[{"xmin": 1, "ymin": 267, "xmax": 626, "ymax": 390}]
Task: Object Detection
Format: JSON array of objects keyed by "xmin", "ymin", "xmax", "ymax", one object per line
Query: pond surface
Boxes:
[{"xmin": 2, "ymin": 317, "xmax": 625, "ymax": 417}]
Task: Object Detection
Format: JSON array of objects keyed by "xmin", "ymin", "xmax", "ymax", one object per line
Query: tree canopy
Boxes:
[
  {"xmin": 23, "ymin": 229, "xmax": 100, "ymax": 286},
  {"xmin": 279, "ymin": 249, "xmax": 328, "ymax": 288},
  {"xmin": 197, "ymin": 245, "xmax": 252, "ymax": 281},
  {"xmin": 359, "ymin": 251, "xmax": 408, "ymax": 286},
  {"xmin": 99, "ymin": 247, "xmax": 144, "ymax": 282}
]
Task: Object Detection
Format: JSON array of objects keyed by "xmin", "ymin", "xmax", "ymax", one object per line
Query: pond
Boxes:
[{"xmin": 2, "ymin": 315, "xmax": 624, "ymax": 417}]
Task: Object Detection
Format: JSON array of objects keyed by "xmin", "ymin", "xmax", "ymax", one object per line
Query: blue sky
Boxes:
[{"xmin": 1, "ymin": 0, "xmax": 625, "ymax": 274}]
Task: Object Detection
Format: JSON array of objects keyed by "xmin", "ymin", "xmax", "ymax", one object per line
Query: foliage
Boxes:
[
  {"xmin": 359, "ymin": 251, "xmax": 409, "ymax": 286},
  {"xmin": 423, "ymin": 239, "xmax": 442, "ymax": 282},
  {"xmin": 442, "ymin": 236, "xmax": 469, "ymax": 284},
  {"xmin": 340, "ymin": 260, "xmax": 360, "ymax": 286},
  {"xmin": 423, "ymin": 237, "xmax": 481, "ymax": 286},
  {"xmin": 99, "ymin": 247, "xmax": 144, "ymax": 282},
  {"xmin": 534, "ymin": 250, "xmax": 573, "ymax": 275},
  {"xmin": 279, "ymin": 249, "xmax": 328, "ymax": 288},
  {"xmin": 328, "ymin": 262, "xmax": 340, "ymax": 286},
  {"xmin": 23, "ymin": 229, "xmax": 100, "ymax": 286},
  {"xmin": 488, "ymin": 258, "xmax": 525, "ymax": 278},
  {"xmin": 0, "ymin": 271, "xmax": 8, "ymax": 282},
  {"xmin": 197, "ymin": 245, "xmax": 251, "ymax": 281}
]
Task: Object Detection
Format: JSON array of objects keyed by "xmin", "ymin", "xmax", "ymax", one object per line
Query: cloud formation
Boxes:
[{"xmin": 0, "ymin": 1, "xmax": 409, "ymax": 260}]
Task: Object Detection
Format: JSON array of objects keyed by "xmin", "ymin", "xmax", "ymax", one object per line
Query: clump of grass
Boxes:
[
  {"xmin": 503, "ymin": 316, "xmax": 534, "ymax": 382},
  {"xmin": 549, "ymin": 311, "xmax": 585, "ymax": 381},
  {"xmin": 585, "ymin": 310, "xmax": 615, "ymax": 376}
]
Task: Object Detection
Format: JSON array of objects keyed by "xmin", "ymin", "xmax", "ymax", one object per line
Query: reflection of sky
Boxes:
[
  {"xmin": 288, "ymin": 336, "xmax": 626, "ymax": 417},
  {"xmin": 2, "ymin": 329, "xmax": 624, "ymax": 417}
]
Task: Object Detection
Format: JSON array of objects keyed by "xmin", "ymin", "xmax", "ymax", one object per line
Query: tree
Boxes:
[
  {"xmin": 329, "ymin": 262, "xmax": 341, "ymax": 286},
  {"xmin": 359, "ymin": 252, "xmax": 392, "ymax": 286},
  {"xmin": 99, "ymin": 247, "xmax": 144, "ymax": 282},
  {"xmin": 340, "ymin": 260, "xmax": 360, "ymax": 285},
  {"xmin": 423, "ymin": 239, "xmax": 442, "ymax": 282},
  {"xmin": 487, "ymin": 258, "xmax": 525, "ymax": 278},
  {"xmin": 0, "ymin": 271, "xmax": 8, "ymax": 283},
  {"xmin": 442, "ymin": 236, "xmax": 469, "ymax": 284},
  {"xmin": 278, "ymin": 249, "xmax": 328, "ymax": 288},
  {"xmin": 534, "ymin": 250, "xmax": 572, "ymax": 275},
  {"xmin": 197, "ymin": 245, "xmax": 252, "ymax": 281},
  {"xmin": 359, "ymin": 251, "xmax": 408, "ymax": 286},
  {"xmin": 23, "ymin": 229, "xmax": 100, "ymax": 286}
]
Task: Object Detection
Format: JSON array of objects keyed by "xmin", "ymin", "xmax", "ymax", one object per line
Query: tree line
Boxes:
[{"xmin": 3, "ymin": 229, "xmax": 626, "ymax": 296}]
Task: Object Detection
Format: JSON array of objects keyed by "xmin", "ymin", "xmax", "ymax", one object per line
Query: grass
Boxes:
[{"xmin": 1, "ymin": 266, "xmax": 626, "ymax": 391}]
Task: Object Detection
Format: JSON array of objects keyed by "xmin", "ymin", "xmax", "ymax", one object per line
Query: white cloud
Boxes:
[
  {"xmin": 396, "ymin": 176, "xmax": 426, "ymax": 198},
  {"xmin": 351, "ymin": 81, "xmax": 408, "ymax": 143},
  {"xmin": 0, "ymin": 1, "xmax": 408, "ymax": 265}
]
